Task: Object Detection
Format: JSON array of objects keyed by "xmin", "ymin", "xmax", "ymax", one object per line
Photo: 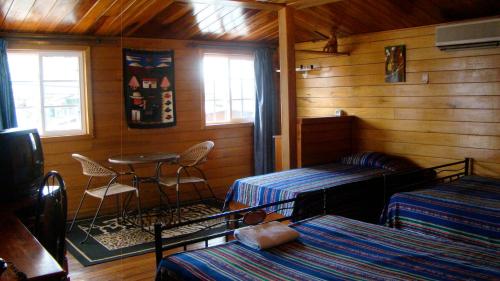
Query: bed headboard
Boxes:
[
  {"xmin": 274, "ymin": 116, "xmax": 354, "ymax": 170},
  {"xmin": 297, "ymin": 116, "xmax": 354, "ymax": 167}
]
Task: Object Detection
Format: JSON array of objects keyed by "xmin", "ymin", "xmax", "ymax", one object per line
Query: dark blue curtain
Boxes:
[
  {"xmin": 0, "ymin": 39, "xmax": 17, "ymax": 130},
  {"xmin": 254, "ymin": 48, "xmax": 277, "ymax": 175}
]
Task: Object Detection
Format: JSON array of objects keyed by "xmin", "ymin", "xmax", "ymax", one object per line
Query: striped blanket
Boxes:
[
  {"xmin": 384, "ymin": 176, "xmax": 500, "ymax": 248},
  {"xmin": 156, "ymin": 215, "xmax": 500, "ymax": 281},
  {"xmin": 224, "ymin": 163, "xmax": 387, "ymax": 216}
]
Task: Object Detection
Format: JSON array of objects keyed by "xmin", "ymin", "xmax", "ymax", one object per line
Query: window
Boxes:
[
  {"xmin": 7, "ymin": 48, "xmax": 90, "ymax": 137},
  {"xmin": 202, "ymin": 53, "xmax": 255, "ymax": 125}
]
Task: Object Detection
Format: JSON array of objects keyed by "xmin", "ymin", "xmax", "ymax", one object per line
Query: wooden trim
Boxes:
[
  {"xmin": 201, "ymin": 48, "xmax": 254, "ymax": 57},
  {"xmin": 204, "ymin": 122, "xmax": 254, "ymax": 130},
  {"xmin": 274, "ymin": 135, "xmax": 282, "ymax": 171},
  {"xmin": 40, "ymin": 134, "xmax": 94, "ymax": 143},
  {"xmin": 198, "ymin": 48, "xmax": 207, "ymax": 130},
  {"xmin": 188, "ymin": 42, "xmax": 276, "ymax": 50},
  {"xmin": 279, "ymin": 7, "xmax": 297, "ymax": 169},
  {"xmin": 1, "ymin": 32, "xmax": 118, "ymax": 45},
  {"xmin": 82, "ymin": 46, "xmax": 94, "ymax": 137},
  {"xmin": 7, "ymin": 43, "xmax": 91, "ymax": 51},
  {"xmin": 174, "ymin": 0, "xmax": 285, "ymax": 11},
  {"xmin": 288, "ymin": 0, "xmax": 344, "ymax": 9}
]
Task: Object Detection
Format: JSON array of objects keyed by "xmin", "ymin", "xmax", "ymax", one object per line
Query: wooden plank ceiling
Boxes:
[{"xmin": 0, "ymin": 0, "xmax": 498, "ymax": 43}]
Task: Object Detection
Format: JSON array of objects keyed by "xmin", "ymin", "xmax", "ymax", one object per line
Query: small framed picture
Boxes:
[{"xmin": 385, "ymin": 45, "xmax": 406, "ymax": 83}]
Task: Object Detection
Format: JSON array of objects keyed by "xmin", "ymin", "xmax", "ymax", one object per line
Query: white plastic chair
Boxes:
[
  {"xmin": 157, "ymin": 141, "xmax": 216, "ymax": 222},
  {"xmin": 69, "ymin": 154, "xmax": 142, "ymax": 243}
]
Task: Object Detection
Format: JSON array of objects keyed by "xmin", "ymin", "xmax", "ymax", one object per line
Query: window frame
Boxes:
[
  {"xmin": 7, "ymin": 44, "xmax": 93, "ymax": 139},
  {"xmin": 200, "ymin": 49, "xmax": 255, "ymax": 128}
]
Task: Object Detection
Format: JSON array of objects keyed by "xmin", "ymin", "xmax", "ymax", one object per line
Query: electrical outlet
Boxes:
[{"xmin": 421, "ymin": 73, "xmax": 429, "ymax": 84}]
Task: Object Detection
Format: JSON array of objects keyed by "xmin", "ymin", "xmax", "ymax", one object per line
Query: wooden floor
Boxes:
[
  {"xmin": 68, "ymin": 252, "xmax": 157, "ymax": 281},
  {"xmin": 67, "ymin": 204, "xmax": 263, "ymax": 280},
  {"xmin": 68, "ymin": 237, "xmax": 227, "ymax": 280}
]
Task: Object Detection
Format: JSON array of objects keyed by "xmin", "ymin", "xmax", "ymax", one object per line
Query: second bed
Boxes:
[{"xmin": 224, "ymin": 151, "xmax": 416, "ymax": 221}]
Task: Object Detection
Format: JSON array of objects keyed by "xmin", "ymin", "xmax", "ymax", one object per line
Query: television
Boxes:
[{"xmin": 0, "ymin": 128, "xmax": 44, "ymax": 202}]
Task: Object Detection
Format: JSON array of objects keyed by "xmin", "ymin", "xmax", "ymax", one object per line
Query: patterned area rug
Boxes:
[{"xmin": 66, "ymin": 203, "xmax": 224, "ymax": 266}]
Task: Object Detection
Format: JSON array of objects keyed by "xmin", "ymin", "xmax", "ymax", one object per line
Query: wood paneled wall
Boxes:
[
  {"xmin": 295, "ymin": 23, "xmax": 499, "ymax": 178},
  {"xmin": 40, "ymin": 38, "xmax": 253, "ymax": 218}
]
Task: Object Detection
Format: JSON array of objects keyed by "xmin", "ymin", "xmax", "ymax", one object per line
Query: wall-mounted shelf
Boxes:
[
  {"xmin": 276, "ymin": 64, "xmax": 317, "ymax": 73},
  {"xmin": 296, "ymin": 50, "xmax": 350, "ymax": 56}
]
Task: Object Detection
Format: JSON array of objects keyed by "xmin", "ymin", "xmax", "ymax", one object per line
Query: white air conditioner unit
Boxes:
[{"xmin": 436, "ymin": 18, "xmax": 500, "ymax": 50}]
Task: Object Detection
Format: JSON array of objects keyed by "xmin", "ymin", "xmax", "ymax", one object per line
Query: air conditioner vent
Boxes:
[{"xmin": 436, "ymin": 18, "xmax": 500, "ymax": 50}]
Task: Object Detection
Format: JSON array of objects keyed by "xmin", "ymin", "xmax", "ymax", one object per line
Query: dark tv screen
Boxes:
[{"xmin": 0, "ymin": 128, "xmax": 44, "ymax": 202}]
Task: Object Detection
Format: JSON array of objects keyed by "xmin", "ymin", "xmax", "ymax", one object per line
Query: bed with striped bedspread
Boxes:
[
  {"xmin": 156, "ymin": 215, "xmax": 499, "ymax": 281},
  {"xmin": 224, "ymin": 163, "xmax": 387, "ymax": 216},
  {"xmin": 384, "ymin": 176, "xmax": 500, "ymax": 248}
]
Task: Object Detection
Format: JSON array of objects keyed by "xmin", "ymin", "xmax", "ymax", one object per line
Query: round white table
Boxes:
[
  {"xmin": 108, "ymin": 152, "xmax": 180, "ymax": 227},
  {"xmin": 108, "ymin": 152, "xmax": 179, "ymax": 166}
]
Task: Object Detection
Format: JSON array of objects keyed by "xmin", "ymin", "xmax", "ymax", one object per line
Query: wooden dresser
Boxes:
[{"xmin": 0, "ymin": 203, "xmax": 66, "ymax": 281}]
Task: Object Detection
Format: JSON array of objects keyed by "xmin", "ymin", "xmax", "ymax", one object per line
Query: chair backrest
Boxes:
[
  {"xmin": 72, "ymin": 153, "xmax": 116, "ymax": 177},
  {"xmin": 34, "ymin": 171, "xmax": 67, "ymax": 268},
  {"xmin": 178, "ymin": 141, "xmax": 215, "ymax": 167}
]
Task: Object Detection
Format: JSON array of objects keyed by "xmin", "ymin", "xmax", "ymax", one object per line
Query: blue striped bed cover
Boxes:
[
  {"xmin": 224, "ymin": 163, "xmax": 388, "ymax": 216},
  {"xmin": 384, "ymin": 175, "xmax": 500, "ymax": 248},
  {"xmin": 156, "ymin": 215, "xmax": 500, "ymax": 280}
]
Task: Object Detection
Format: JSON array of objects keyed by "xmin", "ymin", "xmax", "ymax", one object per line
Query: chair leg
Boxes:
[
  {"xmin": 191, "ymin": 182, "xmax": 204, "ymax": 201},
  {"xmin": 136, "ymin": 190, "xmax": 143, "ymax": 230},
  {"xmin": 196, "ymin": 168, "xmax": 216, "ymax": 200},
  {"xmin": 82, "ymin": 197, "xmax": 105, "ymax": 243},
  {"xmin": 176, "ymin": 184, "xmax": 181, "ymax": 223},
  {"xmin": 185, "ymin": 170, "xmax": 203, "ymax": 201},
  {"xmin": 116, "ymin": 194, "xmax": 121, "ymax": 222},
  {"xmin": 157, "ymin": 183, "xmax": 174, "ymax": 223},
  {"xmin": 156, "ymin": 183, "xmax": 172, "ymax": 209},
  {"xmin": 121, "ymin": 192, "xmax": 133, "ymax": 218},
  {"xmin": 205, "ymin": 181, "xmax": 216, "ymax": 200},
  {"xmin": 69, "ymin": 192, "xmax": 87, "ymax": 232}
]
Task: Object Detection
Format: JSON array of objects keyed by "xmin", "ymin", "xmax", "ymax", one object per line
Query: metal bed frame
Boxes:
[
  {"xmin": 154, "ymin": 158, "xmax": 472, "ymax": 266},
  {"xmin": 383, "ymin": 157, "xmax": 472, "ymax": 197}
]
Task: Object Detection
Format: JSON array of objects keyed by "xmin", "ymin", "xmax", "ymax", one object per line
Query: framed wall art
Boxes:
[
  {"xmin": 384, "ymin": 45, "xmax": 406, "ymax": 83},
  {"xmin": 123, "ymin": 48, "xmax": 176, "ymax": 128}
]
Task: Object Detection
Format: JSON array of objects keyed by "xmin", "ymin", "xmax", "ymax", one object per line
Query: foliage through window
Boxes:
[
  {"xmin": 7, "ymin": 49, "xmax": 89, "ymax": 137},
  {"xmin": 203, "ymin": 53, "xmax": 255, "ymax": 125}
]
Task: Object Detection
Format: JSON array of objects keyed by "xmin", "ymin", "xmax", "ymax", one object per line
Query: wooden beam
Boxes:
[
  {"xmin": 288, "ymin": 0, "xmax": 344, "ymax": 9},
  {"xmin": 174, "ymin": 0, "xmax": 285, "ymax": 11},
  {"xmin": 0, "ymin": 32, "xmax": 118, "ymax": 44},
  {"xmin": 278, "ymin": 6, "xmax": 297, "ymax": 170},
  {"xmin": 124, "ymin": 0, "xmax": 176, "ymax": 36}
]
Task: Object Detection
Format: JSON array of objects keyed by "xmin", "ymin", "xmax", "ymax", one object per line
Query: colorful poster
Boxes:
[
  {"xmin": 384, "ymin": 45, "xmax": 406, "ymax": 83},
  {"xmin": 123, "ymin": 49, "xmax": 176, "ymax": 128}
]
